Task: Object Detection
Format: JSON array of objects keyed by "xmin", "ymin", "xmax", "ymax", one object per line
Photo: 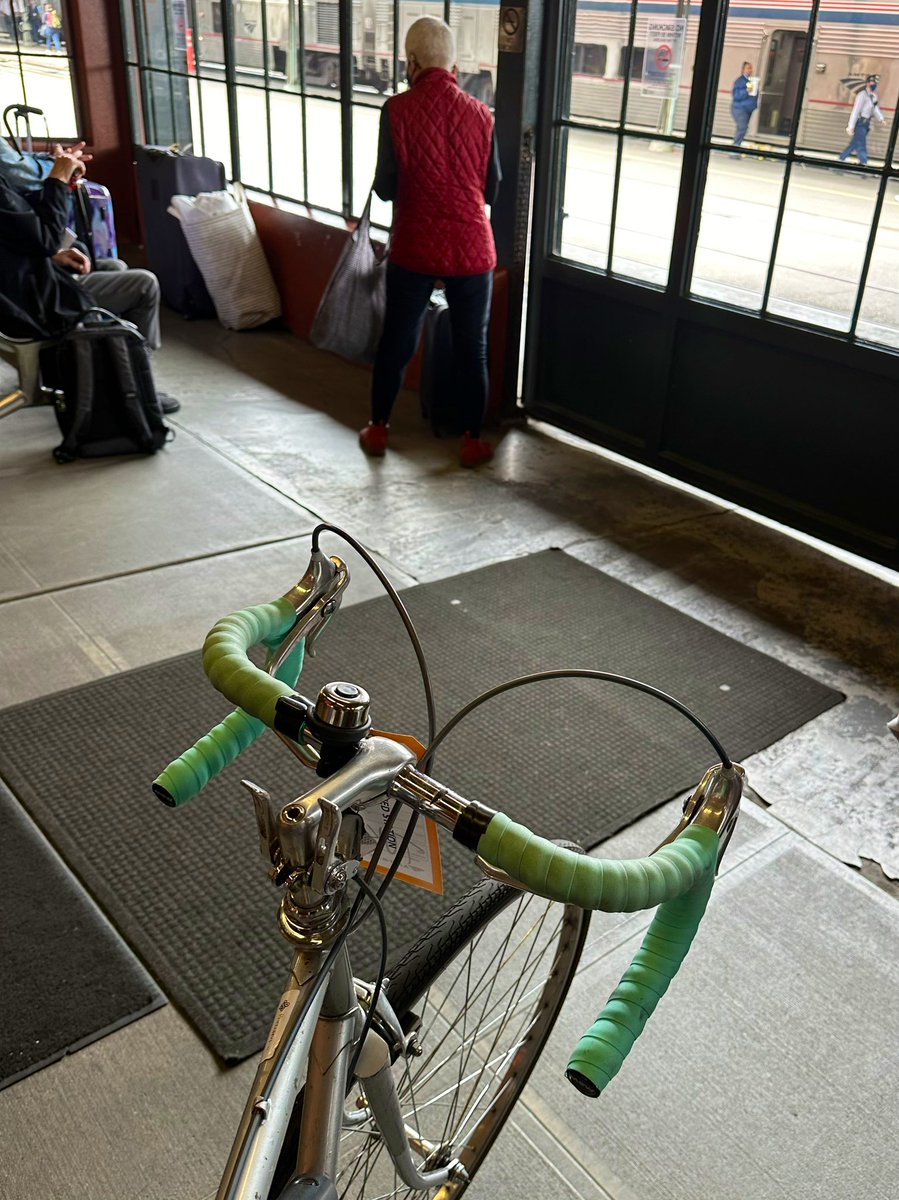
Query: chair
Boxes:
[{"xmin": 0, "ymin": 331, "xmax": 59, "ymax": 420}]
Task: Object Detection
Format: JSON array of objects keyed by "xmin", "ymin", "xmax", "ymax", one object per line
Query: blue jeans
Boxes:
[
  {"xmin": 840, "ymin": 120, "xmax": 870, "ymax": 165},
  {"xmin": 371, "ymin": 262, "xmax": 493, "ymax": 438},
  {"xmin": 732, "ymin": 106, "xmax": 751, "ymax": 146}
]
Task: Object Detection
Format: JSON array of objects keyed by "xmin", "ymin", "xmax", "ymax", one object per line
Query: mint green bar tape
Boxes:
[
  {"xmin": 566, "ymin": 862, "xmax": 715, "ymax": 1095},
  {"xmin": 153, "ymin": 597, "xmax": 302, "ymax": 807},
  {"xmin": 203, "ymin": 597, "xmax": 300, "ymax": 725},
  {"xmin": 476, "ymin": 816, "xmax": 719, "ymax": 1096}
]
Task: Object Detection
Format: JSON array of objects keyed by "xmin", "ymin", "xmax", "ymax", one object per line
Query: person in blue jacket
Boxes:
[
  {"xmin": 0, "ymin": 134, "xmax": 53, "ymax": 190},
  {"xmin": 731, "ymin": 62, "xmax": 758, "ymax": 147}
]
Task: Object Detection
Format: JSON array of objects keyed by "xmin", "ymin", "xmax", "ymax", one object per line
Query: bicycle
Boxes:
[{"xmin": 152, "ymin": 524, "xmax": 745, "ymax": 1200}]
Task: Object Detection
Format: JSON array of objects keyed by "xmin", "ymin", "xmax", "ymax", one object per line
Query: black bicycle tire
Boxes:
[{"xmin": 272, "ymin": 845, "xmax": 590, "ymax": 1200}]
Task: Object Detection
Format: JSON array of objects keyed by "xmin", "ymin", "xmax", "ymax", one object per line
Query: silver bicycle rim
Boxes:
[{"xmin": 336, "ymin": 891, "xmax": 587, "ymax": 1199}]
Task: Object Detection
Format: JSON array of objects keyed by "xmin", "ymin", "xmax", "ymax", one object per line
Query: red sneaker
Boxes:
[
  {"xmin": 359, "ymin": 422, "xmax": 389, "ymax": 457},
  {"xmin": 460, "ymin": 434, "xmax": 494, "ymax": 468}
]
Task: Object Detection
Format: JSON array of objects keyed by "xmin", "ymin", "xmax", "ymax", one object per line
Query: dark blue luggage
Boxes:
[
  {"xmin": 419, "ymin": 291, "xmax": 466, "ymax": 438},
  {"xmin": 134, "ymin": 145, "xmax": 226, "ymax": 318}
]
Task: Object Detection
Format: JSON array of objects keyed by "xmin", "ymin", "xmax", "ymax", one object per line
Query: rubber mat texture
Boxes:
[
  {"xmin": 0, "ymin": 783, "xmax": 164, "ymax": 1090},
  {"xmin": 0, "ymin": 550, "xmax": 842, "ymax": 1062}
]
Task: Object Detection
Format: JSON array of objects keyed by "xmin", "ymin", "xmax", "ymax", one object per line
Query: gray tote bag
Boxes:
[{"xmin": 310, "ymin": 191, "xmax": 387, "ymax": 365}]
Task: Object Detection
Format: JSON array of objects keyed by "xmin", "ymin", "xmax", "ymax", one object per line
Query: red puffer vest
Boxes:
[{"xmin": 388, "ymin": 68, "xmax": 496, "ymax": 276}]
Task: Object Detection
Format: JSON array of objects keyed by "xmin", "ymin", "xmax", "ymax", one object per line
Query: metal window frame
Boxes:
[
  {"xmin": 539, "ymin": 0, "xmax": 899, "ymax": 354},
  {"xmin": 119, "ymin": 0, "xmax": 387, "ymax": 221},
  {"xmin": 0, "ymin": 5, "xmax": 83, "ymax": 140},
  {"xmin": 549, "ymin": 0, "xmax": 691, "ymax": 284}
]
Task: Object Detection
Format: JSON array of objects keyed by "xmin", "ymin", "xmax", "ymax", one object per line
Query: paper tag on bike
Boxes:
[{"xmin": 361, "ymin": 731, "xmax": 444, "ymax": 895}]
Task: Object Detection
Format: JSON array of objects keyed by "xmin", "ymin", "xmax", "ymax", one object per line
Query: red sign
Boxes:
[{"xmin": 655, "ymin": 44, "xmax": 672, "ymax": 71}]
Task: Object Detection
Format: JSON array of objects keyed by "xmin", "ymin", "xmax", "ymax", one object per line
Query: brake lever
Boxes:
[
  {"xmin": 266, "ymin": 550, "xmax": 350, "ymax": 678},
  {"xmin": 652, "ymin": 762, "xmax": 744, "ymax": 867}
]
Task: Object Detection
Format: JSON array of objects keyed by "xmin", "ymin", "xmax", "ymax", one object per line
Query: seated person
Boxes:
[
  {"xmin": 1, "ymin": 137, "xmax": 127, "ymax": 275},
  {"xmin": 0, "ymin": 143, "xmax": 179, "ymax": 412},
  {"xmin": 0, "ymin": 134, "xmax": 54, "ymax": 191}
]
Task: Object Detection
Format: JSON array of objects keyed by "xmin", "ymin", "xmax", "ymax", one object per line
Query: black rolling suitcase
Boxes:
[
  {"xmin": 134, "ymin": 145, "xmax": 226, "ymax": 318},
  {"xmin": 419, "ymin": 291, "xmax": 466, "ymax": 437}
]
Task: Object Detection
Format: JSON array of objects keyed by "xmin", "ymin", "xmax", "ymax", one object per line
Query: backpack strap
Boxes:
[
  {"xmin": 103, "ymin": 329, "xmax": 157, "ymax": 453},
  {"xmin": 56, "ymin": 333, "xmax": 96, "ymax": 460}
]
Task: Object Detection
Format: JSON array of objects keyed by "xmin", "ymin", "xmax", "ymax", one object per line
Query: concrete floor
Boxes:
[{"xmin": 1, "ymin": 315, "xmax": 898, "ymax": 1200}]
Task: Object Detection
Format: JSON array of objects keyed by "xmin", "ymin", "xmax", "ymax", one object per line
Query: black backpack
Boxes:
[{"xmin": 51, "ymin": 311, "xmax": 172, "ymax": 464}]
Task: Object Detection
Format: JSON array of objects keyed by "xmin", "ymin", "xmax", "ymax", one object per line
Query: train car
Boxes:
[
  {"xmin": 198, "ymin": 0, "xmax": 496, "ymax": 98},
  {"xmin": 195, "ymin": 0, "xmax": 897, "ymax": 154},
  {"xmin": 567, "ymin": 0, "xmax": 898, "ymax": 154}
]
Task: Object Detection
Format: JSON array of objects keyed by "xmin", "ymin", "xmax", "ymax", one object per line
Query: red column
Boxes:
[{"xmin": 68, "ymin": 0, "xmax": 141, "ymax": 243}]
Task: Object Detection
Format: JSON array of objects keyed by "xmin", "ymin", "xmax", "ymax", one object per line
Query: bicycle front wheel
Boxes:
[{"xmin": 337, "ymin": 858, "xmax": 590, "ymax": 1199}]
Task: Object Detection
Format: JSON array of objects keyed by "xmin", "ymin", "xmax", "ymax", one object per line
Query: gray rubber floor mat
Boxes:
[
  {"xmin": 0, "ymin": 783, "xmax": 164, "ymax": 1090},
  {"xmin": 0, "ymin": 550, "xmax": 842, "ymax": 1062}
]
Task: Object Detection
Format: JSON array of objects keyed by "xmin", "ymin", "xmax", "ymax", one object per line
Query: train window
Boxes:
[
  {"xmin": 563, "ymin": 0, "xmax": 625, "ymax": 124},
  {"xmin": 211, "ymin": 2, "xmax": 223, "ymax": 36},
  {"xmin": 572, "ymin": 43, "xmax": 607, "ymax": 78},
  {"xmin": 618, "ymin": 46, "xmax": 645, "ymax": 81},
  {"xmin": 0, "ymin": 0, "xmax": 79, "ymax": 138}
]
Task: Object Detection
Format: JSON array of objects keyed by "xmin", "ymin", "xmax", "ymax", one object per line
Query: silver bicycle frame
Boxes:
[
  {"xmin": 216, "ymin": 946, "xmax": 338, "ymax": 1200},
  {"xmin": 217, "ymin": 941, "xmax": 459, "ymax": 1200}
]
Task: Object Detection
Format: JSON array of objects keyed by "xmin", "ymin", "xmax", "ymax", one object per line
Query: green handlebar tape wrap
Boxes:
[
  {"xmin": 202, "ymin": 597, "xmax": 299, "ymax": 725},
  {"xmin": 476, "ymin": 815, "xmax": 717, "ymax": 912},
  {"xmin": 566, "ymin": 853, "xmax": 715, "ymax": 1095},
  {"xmin": 476, "ymin": 816, "xmax": 720, "ymax": 1097},
  {"xmin": 153, "ymin": 598, "xmax": 303, "ymax": 807}
]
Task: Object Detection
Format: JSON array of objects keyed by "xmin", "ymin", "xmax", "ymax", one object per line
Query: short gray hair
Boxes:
[{"xmin": 405, "ymin": 16, "xmax": 455, "ymax": 70}]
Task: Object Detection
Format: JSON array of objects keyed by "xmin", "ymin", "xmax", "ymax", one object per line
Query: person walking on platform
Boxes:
[
  {"xmin": 40, "ymin": 1, "xmax": 61, "ymax": 50},
  {"xmin": 839, "ymin": 75, "xmax": 885, "ymax": 166},
  {"xmin": 27, "ymin": 2, "xmax": 42, "ymax": 43},
  {"xmin": 731, "ymin": 62, "xmax": 758, "ymax": 147},
  {"xmin": 358, "ymin": 15, "xmax": 501, "ymax": 469}
]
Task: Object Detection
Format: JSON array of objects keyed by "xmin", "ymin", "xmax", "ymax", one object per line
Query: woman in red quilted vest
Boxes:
[{"xmin": 359, "ymin": 16, "xmax": 501, "ymax": 468}]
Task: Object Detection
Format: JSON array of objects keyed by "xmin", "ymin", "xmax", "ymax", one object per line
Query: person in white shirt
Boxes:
[{"xmin": 839, "ymin": 75, "xmax": 885, "ymax": 166}]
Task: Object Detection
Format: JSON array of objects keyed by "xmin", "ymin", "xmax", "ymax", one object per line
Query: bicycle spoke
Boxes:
[{"xmin": 325, "ymin": 885, "xmax": 587, "ymax": 1199}]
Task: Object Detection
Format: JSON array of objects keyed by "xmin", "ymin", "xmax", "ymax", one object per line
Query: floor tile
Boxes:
[
  {"xmin": 519, "ymin": 836, "xmax": 899, "ymax": 1200},
  {"xmin": 0, "ymin": 427, "xmax": 307, "ymax": 596},
  {"xmin": 0, "ymin": 594, "xmax": 116, "ymax": 709},
  {"xmin": 0, "ymin": 1006, "xmax": 254, "ymax": 1200}
]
